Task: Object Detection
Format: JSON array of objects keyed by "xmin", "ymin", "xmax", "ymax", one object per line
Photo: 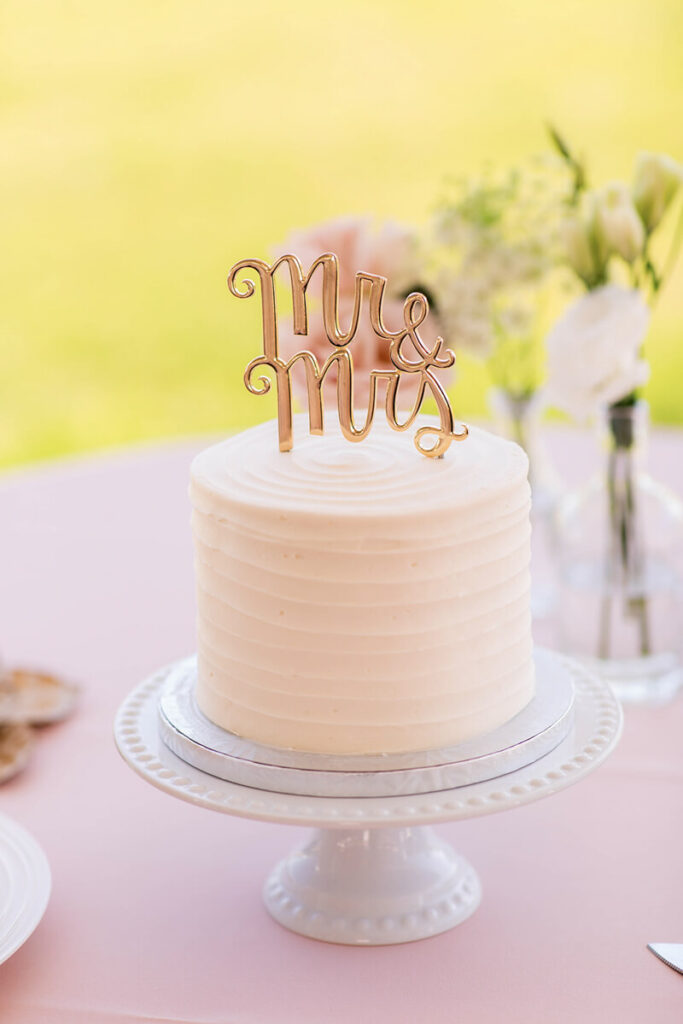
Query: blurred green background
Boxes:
[{"xmin": 2, "ymin": 0, "xmax": 682, "ymax": 467}]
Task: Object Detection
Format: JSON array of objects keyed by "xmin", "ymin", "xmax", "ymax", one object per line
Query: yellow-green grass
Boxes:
[{"xmin": 2, "ymin": 0, "xmax": 682, "ymax": 467}]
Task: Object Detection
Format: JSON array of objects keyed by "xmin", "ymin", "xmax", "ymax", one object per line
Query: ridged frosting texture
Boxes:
[{"xmin": 190, "ymin": 415, "xmax": 535, "ymax": 754}]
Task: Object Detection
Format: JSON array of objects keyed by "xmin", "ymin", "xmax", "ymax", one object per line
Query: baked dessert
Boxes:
[
  {"xmin": 0, "ymin": 668, "xmax": 79, "ymax": 725},
  {"xmin": 190, "ymin": 415, "xmax": 535, "ymax": 755}
]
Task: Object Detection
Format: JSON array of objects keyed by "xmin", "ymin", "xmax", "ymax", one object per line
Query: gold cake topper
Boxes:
[{"xmin": 228, "ymin": 252, "xmax": 468, "ymax": 458}]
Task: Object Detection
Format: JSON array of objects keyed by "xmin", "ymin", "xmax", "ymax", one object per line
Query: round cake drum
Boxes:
[{"xmin": 158, "ymin": 649, "xmax": 574, "ymax": 798}]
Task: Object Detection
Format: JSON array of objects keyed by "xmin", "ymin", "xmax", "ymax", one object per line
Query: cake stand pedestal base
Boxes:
[{"xmin": 265, "ymin": 825, "xmax": 480, "ymax": 945}]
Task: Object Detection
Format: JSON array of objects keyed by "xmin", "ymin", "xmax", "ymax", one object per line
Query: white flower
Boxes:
[
  {"xmin": 561, "ymin": 215, "xmax": 600, "ymax": 286},
  {"xmin": 435, "ymin": 269, "xmax": 494, "ymax": 358},
  {"xmin": 544, "ymin": 285, "xmax": 650, "ymax": 421},
  {"xmin": 632, "ymin": 152, "xmax": 683, "ymax": 233},
  {"xmin": 593, "ymin": 183, "xmax": 645, "ymax": 263}
]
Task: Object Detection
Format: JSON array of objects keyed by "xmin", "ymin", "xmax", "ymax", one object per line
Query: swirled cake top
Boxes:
[{"xmin": 191, "ymin": 415, "xmax": 528, "ymax": 519}]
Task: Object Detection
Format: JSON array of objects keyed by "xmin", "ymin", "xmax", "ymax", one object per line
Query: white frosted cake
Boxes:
[{"xmin": 190, "ymin": 415, "xmax": 535, "ymax": 755}]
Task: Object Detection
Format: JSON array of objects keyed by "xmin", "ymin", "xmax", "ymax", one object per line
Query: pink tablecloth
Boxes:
[{"xmin": 1, "ymin": 431, "xmax": 682, "ymax": 1023}]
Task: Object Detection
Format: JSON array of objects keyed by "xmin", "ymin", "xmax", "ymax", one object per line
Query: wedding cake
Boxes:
[{"xmin": 190, "ymin": 414, "xmax": 535, "ymax": 755}]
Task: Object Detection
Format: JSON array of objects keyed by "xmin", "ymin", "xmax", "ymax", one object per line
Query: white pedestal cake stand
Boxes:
[{"xmin": 114, "ymin": 650, "xmax": 621, "ymax": 946}]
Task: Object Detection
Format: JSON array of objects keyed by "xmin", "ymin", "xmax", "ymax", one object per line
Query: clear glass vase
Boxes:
[
  {"xmin": 555, "ymin": 400, "xmax": 683, "ymax": 704},
  {"xmin": 490, "ymin": 388, "xmax": 561, "ymax": 621},
  {"xmin": 490, "ymin": 389, "xmax": 561, "ymax": 506}
]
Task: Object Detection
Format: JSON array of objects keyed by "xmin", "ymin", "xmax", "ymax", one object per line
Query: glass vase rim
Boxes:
[{"xmin": 489, "ymin": 387, "xmax": 542, "ymax": 416}]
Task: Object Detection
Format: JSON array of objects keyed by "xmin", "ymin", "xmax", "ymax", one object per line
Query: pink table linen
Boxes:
[{"xmin": 0, "ymin": 431, "xmax": 682, "ymax": 1023}]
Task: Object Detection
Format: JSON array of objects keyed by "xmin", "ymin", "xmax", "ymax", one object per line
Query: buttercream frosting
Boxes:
[{"xmin": 190, "ymin": 415, "xmax": 535, "ymax": 754}]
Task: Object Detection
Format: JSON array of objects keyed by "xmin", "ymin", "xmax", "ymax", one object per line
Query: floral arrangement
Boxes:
[
  {"xmin": 431, "ymin": 158, "xmax": 572, "ymax": 401},
  {"xmin": 544, "ymin": 129, "xmax": 683, "ymax": 421},
  {"xmin": 544, "ymin": 131, "xmax": 683, "ymax": 672}
]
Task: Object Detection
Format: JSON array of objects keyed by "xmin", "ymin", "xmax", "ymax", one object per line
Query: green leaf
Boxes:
[{"xmin": 547, "ymin": 123, "xmax": 572, "ymax": 161}]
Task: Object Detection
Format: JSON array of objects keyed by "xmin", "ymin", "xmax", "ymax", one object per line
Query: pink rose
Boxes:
[
  {"xmin": 279, "ymin": 216, "xmax": 419, "ymax": 297},
  {"xmin": 278, "ymin": 295, "xmax": 452, "ymax": 411},
  {"xmin": 274, "ymin": 215, "xmax": 452, "ymax": 411}
]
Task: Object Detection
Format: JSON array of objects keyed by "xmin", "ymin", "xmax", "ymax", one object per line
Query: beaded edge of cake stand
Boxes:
[{"xmin": 114, "ymin": 652, "xmax": 622, "ymax": 828}]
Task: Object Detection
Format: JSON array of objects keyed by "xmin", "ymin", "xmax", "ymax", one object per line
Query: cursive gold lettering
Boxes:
[{"xmin": 229, "ymin": 252, "xmax": 468, "ymax": 457}]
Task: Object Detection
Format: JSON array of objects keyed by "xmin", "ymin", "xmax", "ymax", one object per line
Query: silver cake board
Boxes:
[{"xmin": 157, "ymin": 649, "xmax": 574, "ymax": 798}]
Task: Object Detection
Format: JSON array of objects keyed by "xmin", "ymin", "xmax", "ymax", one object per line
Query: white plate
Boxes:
[{"xmin": 0, "ymin": 813, "xmax": 51, "ymax": 964}]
